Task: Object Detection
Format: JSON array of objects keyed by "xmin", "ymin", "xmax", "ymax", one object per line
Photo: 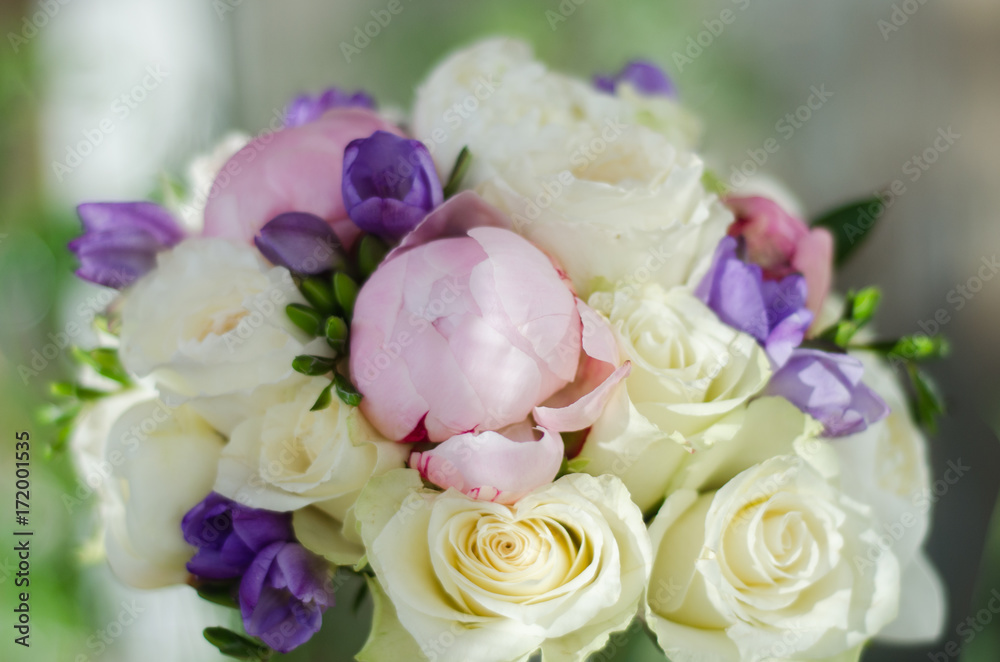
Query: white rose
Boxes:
[
  {"xmin": 119, "ymin": 238, "xmax": 328, "ymax": 406},
  {"xmin": 213, "ymin": 377, "xmax": 407, "ymax": 565},
  {"xmin": 103, "ymin": 400, "xmax": 223, "ymax": 589},
  {"xmin": 412, "ymin": 37, "xmax": 728, "ymax": 297},
  {"xmin": 355, "ymin": 469, "xmax": 651, "ymax": 662},
  {"xmin": 646, "ymin": 452, "xmax": 900, "ymax": 662},
  {"xmin": 834, "ymin": 352, "xmax": 945, "ymax": 644},
  {"xmin": 578, "ymin": 285, "xmax": 772, "ymax": 511}
]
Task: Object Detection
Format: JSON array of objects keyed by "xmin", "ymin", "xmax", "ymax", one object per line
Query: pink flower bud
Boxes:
[{"xmin": 726, "ymin": 195, "xmax": 834, "ymax": 317}]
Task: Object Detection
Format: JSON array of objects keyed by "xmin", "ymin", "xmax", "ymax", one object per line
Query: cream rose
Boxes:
[
  {"xmin": 411, "ymin": 38, "xmax": 728, "ymax": 297},
  {"xmin": 834, "ymin": 352, "xmax": 945, "ymax": 644},
  {"xmin": 355, "ymin": 469, "xmax": 651, "ymax": 662},
  {"xmin": 102, "ymin": 400, "xmax": 224, "ymax": 589},
  {"xmin": 578, "ymin": 285, "xmax": 772, "ymax": 511},
  {"xmin": 213, "ymin": 377, "xmax": 407, "ymax": 564},
  {"xmin": 119, "ymin": 238, "xmax": 328, "ymax": 405},
  {"xmin": 646, "ymin": 452, "xmax": 900, "ymax": 662}
]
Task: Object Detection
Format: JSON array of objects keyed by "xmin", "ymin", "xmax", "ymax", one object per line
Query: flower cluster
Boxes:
[{"xmin": 65, "ymin": 38, "xmax": 946, "ymax": 662}]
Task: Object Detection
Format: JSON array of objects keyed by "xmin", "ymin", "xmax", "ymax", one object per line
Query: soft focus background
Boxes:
[{"xmin": 1, "ymin": 1, "xmax": 998, "ymax": 661}]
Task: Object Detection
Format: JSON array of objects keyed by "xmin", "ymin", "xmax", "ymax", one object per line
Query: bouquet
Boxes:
[{"xmin": 60, "ymin": 38, "xmax": 950, "ymax": 662}]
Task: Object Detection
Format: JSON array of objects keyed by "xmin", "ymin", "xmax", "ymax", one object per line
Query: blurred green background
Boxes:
[{"xmin": 1, "ymin": 1, "xmax": 998, "ymax": 661}]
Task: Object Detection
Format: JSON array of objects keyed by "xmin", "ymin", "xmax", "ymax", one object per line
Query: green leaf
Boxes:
[
  {"xmin": 357, "ymin": 235, "xmax": 389, "ymax": 278},
  {"xmin": 812, "ymin": 197, "xmax": 885, "ymax": 265},
  {"xmin": 848, "ymin": 287, "xmax": 881, "ymax": 325},
  {"xmin": 333, "ymin": 372, "xmax": 362, "ymax": 407},
  {"xmin": 907, "ymin": 364, "xmax": 946, "ymax": 433},
  {"xmin": 285, "ymin": 303, "xmax": 324, "ymax": 336},
  {"xmin": 819, "ymin": 287, "xmax": 882, "ymax": 348},
  {"xmin": 333, "ymin": 272, "xmax": 359, "ymax": 319},
  {"xmin": 310, "ymin": 381, "xmax": 334, "ymax": 411},
  {"xmin": 203, "ymin": 627, "xmax": 272, "ymax": 661},
  {"xmin": 49, "ymin": 381, "xmax": 108, "ymax": 401},
  {"xmin": 299, "ymin": 277, "xmax": 337, "ymax": 314},
  {"xmin": 195, "ymin": 583, "xmax": 239, "ymax": 609},
  {"xmin": 555, "ymin": 456, "xmax": 592, "ymax": 479},
  {"xmin": 292, "ymin": 355, "xmax": 336, "ymax": 376},
  {"xmin": 70, "ymin": 346, "xmax": 131, "ymax": 385},
  {"xmin": 442, "ymin": 146, "xmax": 471, "ymax": 198},
  {"xmin": 861, "ymin": 334, "xmax": 951, "ymax": 362},
  {"xmin": 36, "ymin": 402, "xmax": 81, "ymax": 427},
  {"xmin": 324, "ymin": 316, "xmax": 349, "ymax": 353}
]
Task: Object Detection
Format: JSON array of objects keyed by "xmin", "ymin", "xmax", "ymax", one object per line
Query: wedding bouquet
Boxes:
[{"xmin": 59, "ymin": 38, "xmax": 950, "ymax": 662}]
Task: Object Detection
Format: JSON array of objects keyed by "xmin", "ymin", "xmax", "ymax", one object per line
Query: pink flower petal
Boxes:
[
  {"xmin": 386, "ymin": 191, "xmax": 511, "ymax": 261},
  {"xmin": 410, "ymin": 425, "xmax": 564, "ymax": 505},
  {"xmin": 533, "ymin": 299, "xmax": 631, "ymax": 432},
  {"xmin": 203, "ymin": 108, "xmax": 403, "ymax": 248},
  {"xmin": 792, "ymin": 227, "xmax": 834, "ymax": 318}
]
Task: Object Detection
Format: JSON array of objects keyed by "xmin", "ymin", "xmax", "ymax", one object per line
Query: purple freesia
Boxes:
[
  {"xmin": 239, "ymin": 541, "xmax": 334, "ymax": 653},
  {"xmin": 697, "ymin": 236, "xmax": 813, "ymax": 367},
  {"xmin": 342, "ymin": 130, "xmax": 443, "ymax": 241},
  {"xmin": 69, "ymin": 202, "xmax": 184, "ymax": 288},
  {"xmin": 284, "ymin": 87, "xmax": 375, "ymax": 127},
  {"xmin": 766, "ymin": 348, "xmax": 890, "ymax": 437},
  {"xmin": 254, "ymin": 212, "xmax": 347, "ymax": 274},
  {"xmin": 594, "ymin": 60, "xmax": 676, "ymax": 97},
  {"xmin": 182, "ymin": 492, "xmax": 293, "ymax": 581}
]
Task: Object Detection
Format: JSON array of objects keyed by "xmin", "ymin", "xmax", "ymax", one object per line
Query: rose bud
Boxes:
[{"xmin": 726, "ymin": 195, "xmax": 834, "ymax": 317}]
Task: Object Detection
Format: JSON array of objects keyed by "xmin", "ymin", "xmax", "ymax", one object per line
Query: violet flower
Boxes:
[
  {"xmin": 697, "ymin": 236, "xmax": 813, "ymax": 367},
  {"xmin": 254, "ymin": 212, "xmax": 347, "ymax": 274},
  {"xmin": 594, "ymin": 60, "xmax": 676, "ymax": 97},
  {"xmin": 284, "ymin": 87, "xmax": 375, "ymax": 127},
  {"xmin": 342, "ymin": 131, "xmax": 443, "ymax": 242},
  {"xmin": 765, "ymin": 349, "xmax": 890, "ymax": 437},
  {"xmin": 182, "ymin": 492, "xmax": 293, "ymax": 581},
  {"xmin": 69, "ymin": 202, "xmax": 184, "ymax": 288},
  {"xmin": 239, "ymin": 541, "xmax": 334, "ymax": 653}
]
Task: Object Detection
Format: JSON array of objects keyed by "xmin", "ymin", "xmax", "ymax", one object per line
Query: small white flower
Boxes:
[
  {"xmin": 214, "ymin": 378, "xmax": 407, "ymax": 565},
  {"xmin": 119, "ymin": 238, "xmax": 328, "ymax": 408}
]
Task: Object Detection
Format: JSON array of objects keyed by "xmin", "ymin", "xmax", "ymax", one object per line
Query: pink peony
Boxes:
[
  {"xmin": 202, "ymin": 108, "xmax": 403, "ymax": 248},
  {"xmin": 726, "ymin": 195, "xmax": 834, "ymax": 317},
  {"xmin": 349, "ymin": 192, "xmax": 628, "ymax": 444}
]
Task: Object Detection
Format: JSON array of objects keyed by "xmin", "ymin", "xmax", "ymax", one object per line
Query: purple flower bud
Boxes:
[
  {"xmin": 181, "ymin": 493, "xmax": 293, "ymax": 581},
  {"xmin": 284, "ymin": 87, "xmax": 375, "ymax": 127},
  {"xmin": 765, "ymin": 349, "xmax": 890, "ymax": 437},
  {"xmin": 594, "ymin": 60, "xmax": 676, "ymax": 97},
  {"xmin": 239, "ymin": 541, "xmax": 333, "ymax": 653},
  {"xmin": 697, "ymin": 236, "xmax": 813, "ymax": 367},
  {"xmin": 342, "ymin": 131, "xmax": 443, "ymax": 242},
  {"xmin": 69, "ymin": 202, "xmax": 184, "ymax": 288},
  {"xmin": 254, "ymin": 212, "xmax": 347, "ymax": 274}
]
